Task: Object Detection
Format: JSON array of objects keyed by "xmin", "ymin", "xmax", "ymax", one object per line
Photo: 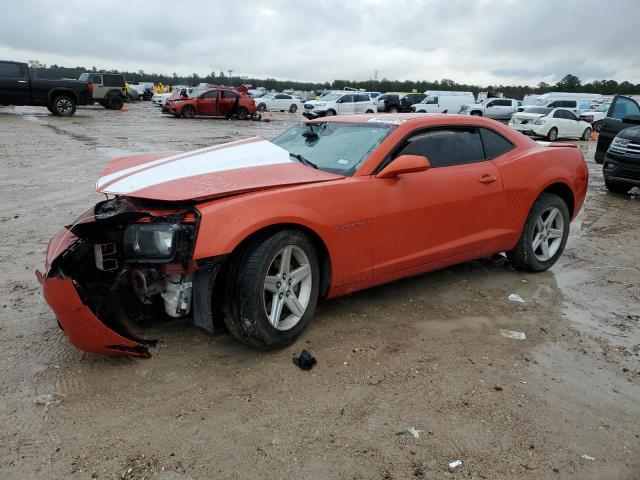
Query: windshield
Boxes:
[
  {"xmin": 272, "ymin": 122, "xmax": 394, "ymax": 175},
  {"xmin": 596, "ymin": 102, "xmax": 611, "ymax": 112},
  {"xmin": 524, "ymin": 107, "xmax": 553, "ymax": 114},
  {"xmin": 321, "ymin": 93, "xmax": 342, "ymax": 102},
  {"xmin": 261, "ymin": 93, "xmax": 275, "ymax": 99}
]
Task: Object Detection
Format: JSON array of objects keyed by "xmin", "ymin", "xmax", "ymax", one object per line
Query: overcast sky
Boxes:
[{"xmin": 1, "ymin": 0, "xmax": 639, "ymax": 86}]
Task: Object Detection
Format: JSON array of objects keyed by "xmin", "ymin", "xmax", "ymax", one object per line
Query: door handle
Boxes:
[
  {"xmin": 18, "ymin": 80, "xmax": 27, "ymax": 83},
  {"xmin": 479, "ymin": 175, "xmax": 497, "ymax": 184}
]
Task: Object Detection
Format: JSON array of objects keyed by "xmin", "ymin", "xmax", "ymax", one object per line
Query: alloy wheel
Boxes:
[
  {"xmin": 56, "ymin": 98, "xmax": 73, "ymax": 115},
  {"xmin": 263, "ymin": 245, "xmax": 312, "ymax": 331},
  {"xmin": 532, "ymin": 207, "xmax": 564, "ymax": 261}
]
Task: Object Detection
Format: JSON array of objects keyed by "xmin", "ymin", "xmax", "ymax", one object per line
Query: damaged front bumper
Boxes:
[{"xmin": 37, "ymin": 198, "xmax": 221, "ymax": 358}]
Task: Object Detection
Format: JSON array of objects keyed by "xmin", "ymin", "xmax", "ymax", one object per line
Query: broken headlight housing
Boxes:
[{"xmin": 124, "ymin": 223, "xmax": 189, "ymax": 262}]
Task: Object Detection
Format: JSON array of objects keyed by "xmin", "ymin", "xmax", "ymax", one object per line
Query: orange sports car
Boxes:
[{"xmin": 37, "ymin": 114, "xmax": 588, "ymax": 357}]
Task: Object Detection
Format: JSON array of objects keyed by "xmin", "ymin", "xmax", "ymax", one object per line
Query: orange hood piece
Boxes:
[{"xmin": 96, "ymin": 137, "xmax": 343, "ymax": 202}]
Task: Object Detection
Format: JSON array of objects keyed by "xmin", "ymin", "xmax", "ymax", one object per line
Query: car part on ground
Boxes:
[{"xmin": 38, "ymin": 114, "xmax": 588, "ymax": 357}]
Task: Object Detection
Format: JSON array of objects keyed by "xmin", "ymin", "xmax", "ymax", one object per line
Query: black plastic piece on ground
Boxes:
[{"xmin": 293, "ymin": 350, "xmax": 317, "ymax": 371}]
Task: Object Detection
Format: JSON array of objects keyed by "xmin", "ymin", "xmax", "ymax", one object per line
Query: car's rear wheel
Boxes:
[
  {"xmin": 470, "ymin": 111, "xmax": 482, "ymax": 116},
  {"xmin": 388, "ymin": 106, "xmax": 399, "ymax": 113},
  {"xmin": 236, "ymin": 106, "xmax": 249, "ymax": 120},
  {"xmin": 223, "ymin": 230, "xmax": 320, "ymax": 348},
  {"xmin": 326, "ymin": 109, "xmax": 336, "ymax": 116},
  {"xmin": 51, "ymin": 95, "xmax": 76, "ymax": 116},
  {"xmin": 507, "ymin": 193, "xmax": 570, "ymax": 272},
  {"xmin": 257, "ymin": 103, "xmax": 267, "ymax": 112},
  {"xmin": 365, "ymin": 109, "xmax": 374, "ymax": 113},
  {"xmin": 182, "ymin": 105, "xmax": 195, "ymax": 119},
  {"xmin": 105, "ymin": 93, "xmax": 123, "ymax": 110},
  {"xmin": 546, "ymin": 127, "xmax": 558, "ymax": 142},
  {"xmin": 604, "ymin": 178, "xmax": 632, "ymax": 194},
  {"xmin": 581, "ymin": 127, "xmax": 592, "ymax": 141},
  {"xmin": 289, "ymin": 104, "xmax": 298, "ymax": 113}
]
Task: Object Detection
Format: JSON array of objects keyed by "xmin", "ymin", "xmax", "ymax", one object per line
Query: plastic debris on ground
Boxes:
[
  {"xmin": 292, "ymin": 350, "xmax": 317, "ymax": 371},
  {"xmin": 581, "ymin": 454, "xmax": 595, "ymax": 460},
  {"xmin": 407, "ymin": 427, "xmax": 422, "ymax": 439},
  {"xmin": 448, "ymin": 460, "xmax": 463, "ymax": 470},
  {"xmin": 508, "ymin": 293, "xmax": 526, "ymax": 303},
  {"xmin": 34, "ymin": 393, "xmax": 64, "ymax": 409},
  {"xmin": 499, "ymin": 329, "xmax": 527, "ymax": 340}
]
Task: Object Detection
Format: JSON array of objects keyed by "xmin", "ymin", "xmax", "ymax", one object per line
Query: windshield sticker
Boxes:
[{"xmin": 337, "ymin": 159, "xmax": 350, "ymax": 165}]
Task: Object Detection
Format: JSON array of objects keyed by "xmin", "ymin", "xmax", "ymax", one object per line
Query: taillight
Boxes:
[{"xmin": 87, "ymin": 83, "xmax": 93, "ymax": 93}]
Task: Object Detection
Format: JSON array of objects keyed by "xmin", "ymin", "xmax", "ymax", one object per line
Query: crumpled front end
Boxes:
[{"xmin": 37, "ymin": 197, "xmax": 205, "ymax": 358}]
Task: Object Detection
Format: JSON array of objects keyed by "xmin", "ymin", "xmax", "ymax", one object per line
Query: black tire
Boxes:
[
  {"xmin": 50, "ymin": 95, "xmax": 76, "ymax": 116},
  {"xmin": 470, "ymin": 110, "xmax": 482, "ymax": 116},
  {"xmin": 223, "ymin": 230, "xmax": 320, "ymax": 348},
  {"xmin": 182, "ymin": 105, "xmax": 195, "ymax": 119},
  {"xmin": 105, "ymin": 93, "xmax": 123, "ymax": 110},
  {"xmin": 593, "ymin": 121, "xmax": 602, "ymax": 132},
  {"xmin": 257, "ymin": 103, "xmax": 267, "ymax": 112},
  {"xmin": 604, "ymin": 178, "xmax": 632, "ymax": 194},
  {"xmin": 365, "ymin": 109, "xmax": 374, "ymax": 114},
  {"xmin": 289, "ymin": 104, "xmax": 298, "ymax": 113},
  {"xmin": 506, "ymin": 193, "xmax": 570, "ymax": 272},
  {"xmin": 325, "ymin": 109, "xmax": 336, "ymax": 116},
  {"xmin": 546, "ymin": 127, "xmax": 558, "ymax": 142},
  {"xmin": 236, "ymin": 107, "xmax": 249, "ymax": 120},
  {"xmin": 388, "ymin": 106, "xmax": 399, "ymax": 113},
  {"xmin": 581, "ymin": 127, "xmax": 592, "ymax": 141}
]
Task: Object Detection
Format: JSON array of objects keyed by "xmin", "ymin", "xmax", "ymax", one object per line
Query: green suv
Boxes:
[{"xmin": 79, "ymin": 72, "xmax": 126, "ymax": 109}]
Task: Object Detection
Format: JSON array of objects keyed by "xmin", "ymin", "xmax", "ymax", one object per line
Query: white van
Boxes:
[
  {"xmin": 411, "ymin": 91, "xmax": 475, "ymax": 113},
  {"xmin": 531, "ymin": 92, "xmax": 603, "ymax": 114}
]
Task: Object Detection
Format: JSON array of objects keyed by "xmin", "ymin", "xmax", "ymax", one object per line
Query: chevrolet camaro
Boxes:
[{"xmin": 37, "ymin": 114, "xmax": 588, "ymax": 357}]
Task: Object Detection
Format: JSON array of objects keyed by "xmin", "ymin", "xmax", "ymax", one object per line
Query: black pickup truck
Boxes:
[{"xmin": 0, "ymin": 61, "xmax": 93, "ymax": 116}]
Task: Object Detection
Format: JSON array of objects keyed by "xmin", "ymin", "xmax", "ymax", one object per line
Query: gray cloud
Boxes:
[{"xmin": 1, "ymin": 0, "xmax": 639, "ymax": 85}]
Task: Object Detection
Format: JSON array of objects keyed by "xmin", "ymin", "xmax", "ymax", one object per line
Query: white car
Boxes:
[
  {"xmin": 302, "ymin": 92, "xmax": 376, "ymax": 119},
  {"xmin": 254, "ymin": 93, "xmax": 303, "ymax": 113},
  {"xmin": 411, "ymin": 92, "xmax": 475, "ymax": 113},
  {"xmin": 578, "ymin": 102, "xmax": 611, "ymax": 132},
  {"xmin": 509, "ymin": 107, "xmax": 593, "ymax": 141}
]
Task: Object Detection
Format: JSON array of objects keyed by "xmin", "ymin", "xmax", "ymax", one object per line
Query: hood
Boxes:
[
  {"xmin": 618, "ymin": 125, "xmax": 640, "ymax": 140},
  {"xmin": 96, "ymin": 137, "xmax": 343, "ymax": 202}
]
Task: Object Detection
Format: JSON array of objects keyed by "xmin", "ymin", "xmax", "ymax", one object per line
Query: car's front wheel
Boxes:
[
  {"xmin": 223, "ymin": 230, "xmax": 320, "ymax": 348},
  {"xmin": 182, "ymin": 105, "xmax": 196, "ymax": 118},
  {"xmin": 289, "ymin": 104, "xmax": 298, "ymax": 113},
  {"xmin": 507, "ymin": 193, "xmax": 570, "ymax": 272},
  {"xmin": 581, "ymin": 127, "xmax": 592, "ymax": 141}
]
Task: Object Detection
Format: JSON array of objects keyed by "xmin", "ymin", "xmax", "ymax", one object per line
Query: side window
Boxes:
[
  {"xmin": 0, "ymin": 62, "xmax": 25, "ymax": 78},
  {"xmin": 340, "ymin": 94, "xmax": 354, "ymax": 103},
  {"xmin": 486, "ymin": 101, "xmax": 495, "ymax": 108},
  {"xmin": 88, "ymin": 74, "xmax": 102, "ymax": 83},
  {"xmin": 396, "ymin": 128, "xmax": 485, "ymax": 168},
  {"xmin": 564, "ymin": 110, "xmax": 578, "ymax": 121},
  {"xmin": 553, "ymin": 110, "xmax": 564, "ymax": 118},
  {"xmin": 274, "ymin": 94, "xmax": 288, "ymax": 99},
  {"xmin": 103, "ymin": 75, "xmax": 125, "ymax": 87},
  {"xmin": 202, "ymin": 90, "xmax": 218, "ymax": 99},
  {"xmin": 479, "ymin": 128, "xmax": 515, "ymax": 159},
  {"xmin": 356, "ymin": 94, "xmax": 368, "ymax": 102},
  {"xmin": 495, "ymin": 99, "xmax": 511, "ymax": 106},
  {"xmin": 547, "ymin": 101, "xmax": 559, "ymax": 108},
  {"xmin": 426, "ymin": 96, "xmax": 438, "ymax": 104},
  {"xmin": 610, "ymin": 96, "xmax": 640, "ymax": 119},
  {"xmin": 222, "ymin": 91, "xmax": 238, "ymax": 99}
]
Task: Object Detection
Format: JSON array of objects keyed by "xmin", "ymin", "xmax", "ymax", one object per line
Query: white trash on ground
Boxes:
[
  {"xmin": 581, "ymin": 454, "xmax": 595, "ymax": 461},
  {"xmin": 448, "ymin": 460, "xmax": 463, "ymax": 470},
  {"xmin": 500, "ymin": 329, "xmax": 527, "ymax": 340},
  {"xmin": 508, "ymin": 293, "xmax": 526, "ymax": 303},
  {"xmin": 34, "ymin": 393, "xmax": 64, "ymax": 409},
  {"xmin": 407, "ymin": 427, "xmax": 422, "ymax": 439}
]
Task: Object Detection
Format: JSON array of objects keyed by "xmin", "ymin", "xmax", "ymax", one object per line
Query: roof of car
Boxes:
[{"xmin": 307, "ymin": 113, "xmax": 451, "ymax": 125}]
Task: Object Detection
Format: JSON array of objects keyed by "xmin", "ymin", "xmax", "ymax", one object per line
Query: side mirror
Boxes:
[{"xmin": 376, "ymin": 155, "xmax": 430, "ymax": 179}]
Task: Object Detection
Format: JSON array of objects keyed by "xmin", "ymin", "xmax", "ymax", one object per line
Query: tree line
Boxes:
[{"xmin": 28, "ymin": 61, "xmax": 640, "ymax": 99}]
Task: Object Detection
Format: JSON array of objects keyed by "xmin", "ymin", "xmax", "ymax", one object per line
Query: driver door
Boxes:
[
  {"xmin": 370, "ymin": 127, "xmax": 505, "ymax": 277},
  {"xmin": 197, "ymin": 90, "xmax": 218, "ymax": 115},
  {"xmin": 337, "ymin": 94, "xmax": 356, "ymax": 115}
]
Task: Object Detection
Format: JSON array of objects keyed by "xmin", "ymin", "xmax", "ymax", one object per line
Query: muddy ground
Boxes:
[{"xmin": 0, "ymin": 102, "xmax": 638, "ymax": 480}]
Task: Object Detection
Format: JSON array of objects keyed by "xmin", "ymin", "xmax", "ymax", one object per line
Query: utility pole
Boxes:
[
  {"xmin": 228, "ymin": 69, "xmax": 233, "ymax": 78},
  {"xmin": 374, "ymin": 70, "xmax": 378, "ymax": 82}
]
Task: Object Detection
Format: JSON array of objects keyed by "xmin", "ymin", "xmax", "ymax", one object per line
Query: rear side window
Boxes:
[
  {"xmin": 479, "ymin": 128, "xmax": 515, "ymax": 159},
  {"xmin": 222, "ymin": 91, "xmax": 238, "ymax": 99},
  {"xmin": 356, "ymin": 94, "xmax": 369, "ymax": 102},
  {"xmin": 103, "ymin": 75, "xmax": 125, "ymax": 87},
  {"xmin": 0, "ymin": 62, "xmax": 24, "ymax": 78},
  {"xmin": 397, "ymin": 128, "xmax": 485, "ymax": 167},
  {"xmin": 275, "ymin": 93, "xmax": 290, "ymax": 99}
]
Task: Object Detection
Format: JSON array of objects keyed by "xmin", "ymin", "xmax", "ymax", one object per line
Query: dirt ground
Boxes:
[{"xmin": 0, "ymin": 102, "xmax": 638, "ymax": 480}]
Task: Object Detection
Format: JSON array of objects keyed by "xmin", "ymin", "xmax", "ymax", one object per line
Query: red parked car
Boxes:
[{"xmin": 166, "ymin": 85, "xmax": 257, "ymax": 120}]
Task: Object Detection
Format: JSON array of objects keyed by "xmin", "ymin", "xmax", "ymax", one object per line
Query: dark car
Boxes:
[
  {"xmin": 377, "ymin": 93, "xmax": 426, "ymax": 113},
  {"xmin": 595, "ymin": 95, "xmax": 640, "ymax": 164},
  {"xmin": 602, "ymin": 125, "xmax": 640, "ymax": 194},
  {"xmin": 0, "ymin": 60, "xmax": 93, "ymax": 116}
]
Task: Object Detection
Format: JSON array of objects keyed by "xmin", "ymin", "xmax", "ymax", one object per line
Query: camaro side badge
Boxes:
[{"xmin": 336, "ymin": 220, "xmax": 370, "ymax": 231}]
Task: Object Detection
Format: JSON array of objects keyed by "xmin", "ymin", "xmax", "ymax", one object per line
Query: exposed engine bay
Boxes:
[{"xmin": 42, "ymin": 197, "xmax": 218, "ymax": 357}]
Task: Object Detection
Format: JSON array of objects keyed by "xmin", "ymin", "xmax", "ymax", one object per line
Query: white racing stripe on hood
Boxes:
[{"xmin": 98, "ymin": 138, "xmax": 292, "ymax": 195}]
